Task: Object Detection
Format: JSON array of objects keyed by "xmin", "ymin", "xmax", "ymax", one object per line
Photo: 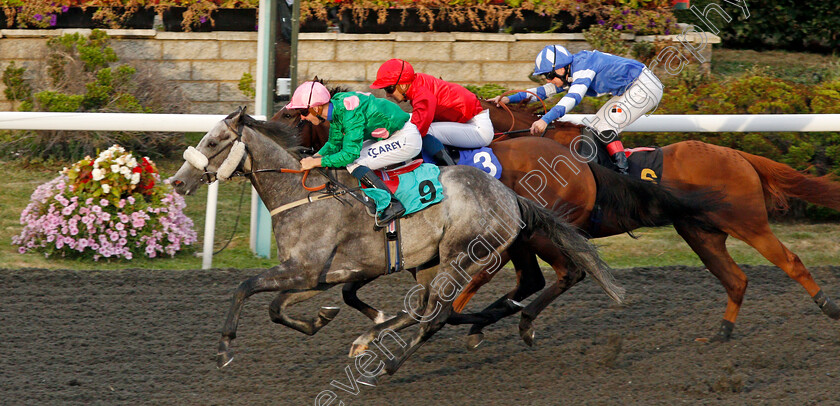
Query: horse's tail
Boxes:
[
  {"xmin": 587, "ymin": 162, "xmax": 725, "ymax": 233},
  {"xmin": 516, "ymin": 196, "xmax": 625, "ymax": 304},
  {"xmin": 736, "ymin": 150, "xmax": 840, "ymax": 212}
]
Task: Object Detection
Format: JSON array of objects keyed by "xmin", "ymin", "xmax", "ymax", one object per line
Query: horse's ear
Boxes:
[{"xmin": 230, "ymin": 106, "xmax": 246, "ymax": 124}]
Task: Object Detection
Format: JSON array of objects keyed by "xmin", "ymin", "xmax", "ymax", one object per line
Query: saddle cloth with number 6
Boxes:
[{"xmin": 362, "ymin": 159, "xmax": 445, "ymax": 215}]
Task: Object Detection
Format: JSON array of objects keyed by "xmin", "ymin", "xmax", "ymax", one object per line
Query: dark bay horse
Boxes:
[
  {"xmin": 271, "ymin": 105, "xmax": 722, "ymax": 347},
  {"xmin": 170, "ymin": 108, "xmax": 618, "ymax": 379},
  {"xmin": 482, "ymin": 100, "xmax": 840, "ymax": 341}
]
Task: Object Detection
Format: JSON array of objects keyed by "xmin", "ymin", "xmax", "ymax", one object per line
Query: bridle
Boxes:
[
  {"xmin": 186, "ymin": 119, "xmax": 247, "ymax": 185},
  {"xmin": 186, "ymin": 118, "xmax": 328, "ymax": 193}
]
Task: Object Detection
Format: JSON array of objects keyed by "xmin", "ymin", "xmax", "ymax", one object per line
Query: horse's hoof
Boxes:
[
  {"xmin": 521, "ymin": 327, "xmax": 535, "ymax": 347},
  {"xmin": 319, "ymin": 306, "xmax": 341, "ymax": 321},
  {"xmin": 356, "ymin": 373, "xmax": 379, "ymax": 387},
  {"xmin": 813, "ymin": 290, "xmax": 840, "ymax": 319},
  {"xmin": 374, "ymin": 311, "xmax": 395, "ymax": 324},
  {"xmin": 519, "ymin": 315, "xmax": 535, "ymax": 346},
  {"xmin": 465, "ymin": 333, "xmax": 485, "ymax": 351},
  {"xmin": 217, "ymin": 351, "xmax": 234, "ymax": 369},
  {"xmin": 505, "ymin": 299, "xmax": 525, "ymax": 311},
  {"xmin": 709, "ymin": 319, "xmax": 734, "ymax": 343},
  {"xmin": 349, "ymin": 343, "xmax": 369, "ymax": 358}
]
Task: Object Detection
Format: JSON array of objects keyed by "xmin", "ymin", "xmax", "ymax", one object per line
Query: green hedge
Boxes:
[{"xmin": 674, "ymin": 0, "xmax": 839, "ymax": 53}]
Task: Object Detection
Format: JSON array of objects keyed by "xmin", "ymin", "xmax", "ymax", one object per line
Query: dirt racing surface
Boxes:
[{"xmin": 2, "ymin": 264, "xmax": 839, "ymax": 405}]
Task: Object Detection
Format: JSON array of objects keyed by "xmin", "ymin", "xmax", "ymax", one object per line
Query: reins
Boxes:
[
  {"xmin": 491, "ymin": 89, "xmax": 550, "ymax": 142},
  {"xmin": 246, "ymin": 167, "xmax": 327, "ymax": 192},
  {"xmin": 223, "ymin": 119, "xmax": 328, "ymax": 192}
]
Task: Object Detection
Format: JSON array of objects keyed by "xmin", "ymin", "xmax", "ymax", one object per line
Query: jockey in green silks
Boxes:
[{"xmin": 286, "ymin": 81, "xmax": 422, "ymax": 223}]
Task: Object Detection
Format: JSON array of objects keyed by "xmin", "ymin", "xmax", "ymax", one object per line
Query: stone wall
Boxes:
[
  {"xmin": 0, "ymin": 29, "xmax": 258, "ymax": 114},
  {"xmin": 0, "ymin": 29, "xmax": 718, "ymax": 114},
  {"xmin": 298, "ymin": 31, "xmax": 718, "ymax": 93}
]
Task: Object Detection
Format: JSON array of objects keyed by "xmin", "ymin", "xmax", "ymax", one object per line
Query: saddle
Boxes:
[
  {"xmin": 373, "ymin": 159, "xmax": 425, "ymax": 193},
  {"xmin": 576, "ymin": 130, "xmax": 663, "ymax": 183}
]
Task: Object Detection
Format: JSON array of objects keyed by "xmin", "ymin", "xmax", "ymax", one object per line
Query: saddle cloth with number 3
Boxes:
[{"xmin": 421, "ymin": 146, "xmax": 503, "ymax": 180}]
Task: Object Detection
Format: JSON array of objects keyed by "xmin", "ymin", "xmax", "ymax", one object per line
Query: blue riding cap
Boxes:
[{"xmin": 533, "ymin": 45, "xmax": 573, "ymax": 75}]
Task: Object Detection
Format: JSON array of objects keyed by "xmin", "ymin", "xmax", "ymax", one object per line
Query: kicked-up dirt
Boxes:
[{"xmin": 1, "ymin": 264, "xmax": 839, "ymax": 405}]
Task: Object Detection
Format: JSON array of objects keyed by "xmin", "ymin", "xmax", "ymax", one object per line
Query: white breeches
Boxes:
[
  {"xmin": 347, "ymin": 121, "xmax": 423, "ymax": 173},
  {"xmin": 426, "ymin": 109, "xmax": 494, "ymax": 148}
]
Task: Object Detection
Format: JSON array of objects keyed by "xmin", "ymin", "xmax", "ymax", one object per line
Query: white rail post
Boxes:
[{"xmin": 202, "ymin": 181, "xmax": 219, "ymax": 269}]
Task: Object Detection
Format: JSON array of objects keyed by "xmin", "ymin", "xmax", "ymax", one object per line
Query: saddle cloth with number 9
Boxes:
[{"xmin": 365, "ymin": 160, "xmax": 445, "ymax": 215}]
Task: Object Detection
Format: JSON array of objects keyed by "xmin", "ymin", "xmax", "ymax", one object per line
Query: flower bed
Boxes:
[
  {"xmin": 0, "ymin": 0, "xmax": 679, "ymax": 34},
  {"xmin": 303, "ymin": 0, "xmax": 679, "ymax": 35},
  {"xmin": 13, "ymin": 145, "xmax": 198, "ymax": 261}
]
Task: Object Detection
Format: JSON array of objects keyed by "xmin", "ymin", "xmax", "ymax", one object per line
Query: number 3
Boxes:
[{"xmin": 473, "ymin": 151, "xmax": 498, "ymax": 177}]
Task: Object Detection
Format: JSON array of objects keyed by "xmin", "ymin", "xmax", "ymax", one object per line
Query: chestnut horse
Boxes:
[
  {"xmin": 475, "ymin": 100, "xmax": 840, "ymax": 342},
  {"xmin": 270, "ymin": 104, "xmax": 722, "ymax": 347}
]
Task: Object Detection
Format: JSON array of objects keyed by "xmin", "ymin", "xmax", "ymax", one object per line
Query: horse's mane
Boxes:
[
  {"xmin": 228, "ymin": 111, "xmax": 302, "ymax": 152},
  {"xmin": 313, "ymin": 77, "xmax": 351, "ymax": 97}
]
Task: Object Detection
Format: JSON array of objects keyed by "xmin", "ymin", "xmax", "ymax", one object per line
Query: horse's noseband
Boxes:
[{"xmin": 184, "ymin": 121, "xmax": 248, "ymax": 184}]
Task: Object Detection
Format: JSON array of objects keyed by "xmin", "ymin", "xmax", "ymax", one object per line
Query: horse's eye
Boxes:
[{"xmin": 208, "ymin": 141, "xmax": 217, "ymax": 148}]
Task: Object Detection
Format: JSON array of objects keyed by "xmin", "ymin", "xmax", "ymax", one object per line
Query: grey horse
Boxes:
[{"xmin": 170, "ymin": 107, "xmax": 622, "ymax": 380}]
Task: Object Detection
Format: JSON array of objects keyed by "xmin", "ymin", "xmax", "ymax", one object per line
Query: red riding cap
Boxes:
[{"xmin": 370, "ymin": 59, "xmax": 416, "ymax": 89}]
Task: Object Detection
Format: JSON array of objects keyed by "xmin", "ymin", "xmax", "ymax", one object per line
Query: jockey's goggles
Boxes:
[{"xmin": 292, "ymin": 107, "xmax": 313, "ymax": 117}]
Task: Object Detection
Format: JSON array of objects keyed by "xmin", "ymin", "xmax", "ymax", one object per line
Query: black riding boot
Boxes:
[
  {"xmin": 422, "ymin": 135, "xmax": 457, "ymax": 166},
  {"xmin": 611, "ymin": 151, "xmax": 629, "ymax": 175},
  {"xmin": 359, "ymin": 172, "xmax": 405, "ymax": 224},
  {"xmin": 598, "ymin": 130, "xmax": 629, "ymax": 175},
  {"xmin": 433, "ymin": 149, "xmax": 458, "ymax": 166}
]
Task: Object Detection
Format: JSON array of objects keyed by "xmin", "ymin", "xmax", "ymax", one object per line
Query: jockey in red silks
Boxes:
[
  {"xmin": 370, "ymin": 59, "xmax": 494, "ymax": 166},
  {"xmin": 287, "ymin": 81, "xmax": 422, "ymax": 223}
]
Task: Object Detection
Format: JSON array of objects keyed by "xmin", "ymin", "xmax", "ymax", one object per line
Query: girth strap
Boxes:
[{"xmin": 384, "ymin": 219, "xmax": 403, "ymax": 274}]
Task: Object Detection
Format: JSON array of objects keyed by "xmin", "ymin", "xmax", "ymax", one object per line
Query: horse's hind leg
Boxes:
[
  {"xmin": 738, "ymin": 224, "xmax": 840, "ymax": 320},
  {"xmin": 518, "ymin": 257, "xmax": 585, "ymax": 346},
  {"xmin": 674, "ymin": 224, "xmax": 748, "ymax": 341},
  {"xmin": 349, "ymin": 266, "xmax": 442, "ymax": 360}
]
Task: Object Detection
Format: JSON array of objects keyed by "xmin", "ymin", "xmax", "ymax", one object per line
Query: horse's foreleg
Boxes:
[
  {"xmin": 269, "ymin": 285, "xmax": 340, "ymax": 336},
  {"xmin": 217, "ymin": 264, "xmax": 310, "ymax": 368},
  {"xmin": 451, "ymin": 250, "xmax": 511, "ymax": 313},
  {"xmin": 342, "ymin": 278, "xmax": 391, "ymax": 323}
]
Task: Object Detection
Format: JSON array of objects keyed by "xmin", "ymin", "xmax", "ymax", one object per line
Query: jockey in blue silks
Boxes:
[{"xmin": 491, "ymin": 45, "xmax": 663, "ymax": 174}]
